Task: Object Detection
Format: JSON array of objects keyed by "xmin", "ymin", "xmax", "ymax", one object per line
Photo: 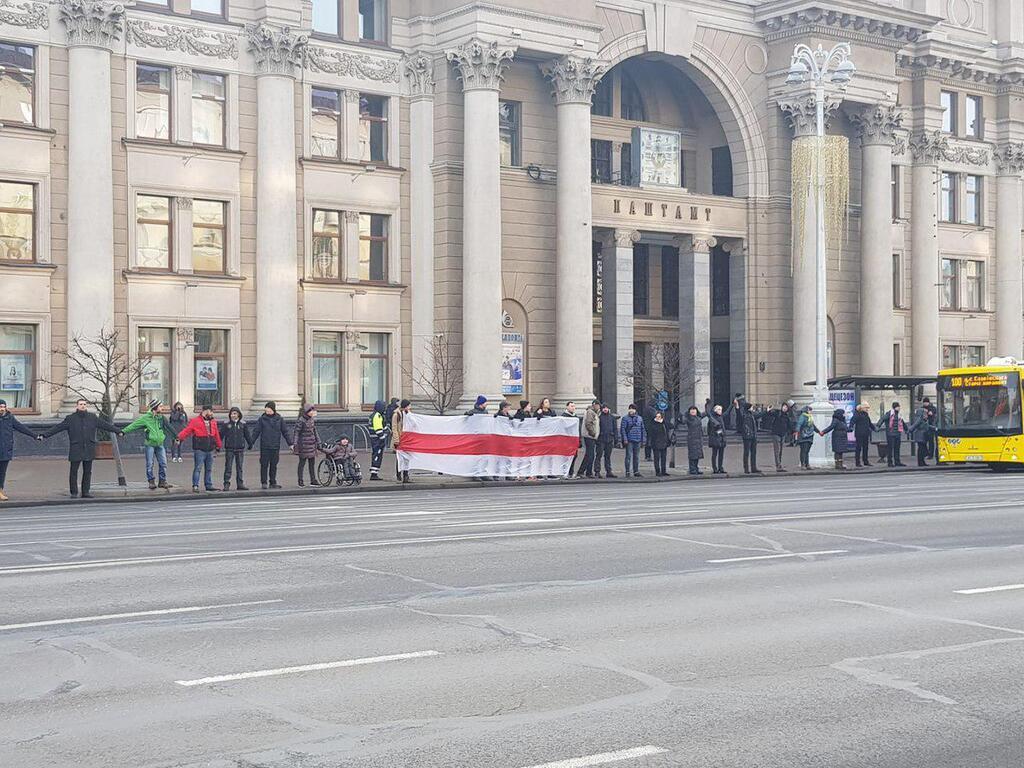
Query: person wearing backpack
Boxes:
[
  {"xmin": 220, "ymin": 406, "xmax": 252, "ymax": 490},
  {"xmin": 122, "ymin": 400, "xmax": 174, "ymax": 490},
  {"xmin": 794, "ymin": 405, "xmax": 817, "ymax": 470}
]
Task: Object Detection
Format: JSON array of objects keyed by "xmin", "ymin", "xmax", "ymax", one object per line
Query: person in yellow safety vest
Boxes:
[{"xmin": 368, "ymin": 399, "xmax": 388, "ymax": 480}]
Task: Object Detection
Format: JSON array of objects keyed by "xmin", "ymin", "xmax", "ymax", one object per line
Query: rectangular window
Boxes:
[
  {"xmin": 632, "ymin": 341, "xmax": 649, "ymax": 408},
  {"xmin": 891, "ymin": 165, "xmax": 901, "ymax": 219},
  {"xmin": 941, "ymin": 90, "xmax": 956, "ymax": 134},
  {"xmin": 940, "ymin": 258, "xmax": 958, "ymax": 310},
  {"xmin": 661, "ymin": 246, "xmax": 679, "ymax": 318},
  {"xmin": 0, "ymin": 181, "xmax": 34, "ymax": 262},
  {"xmin": 192, "ymin": 71, "xmax": 225, "ymax": 147},
  {"xmin": 359, "ymin": 94, "xmax": 388, "ymax": 163},
  {"xmin": 358, "ymin": 213, "xmax": 388, "ymax": 282},
  {"xmin": 620, "ymin": 142, "xmax": 632, "ymax": 185},
  {"xmin": 964, "ymin": 174, "xmax": 981, "ymax": 225},
  {"xmin": 963, "ymin": 259, "xmax": 984, "ymax": 311},
  {"xmin": 892, "ymin": 253, "xmax": 903, "ymax": 309},
  {"xmin": 194, "ymin": 328, "xmax": 227, "ymax": 409},
  {"xmin": 135, "ymin": 63, "xmax": 171, "ymax": 141},
  {"xmin": 136, "ymin": 195, "xmax": 172, "ymax": 270},
  {"xmin": 940, "ymin": 172, "xmax": 956, "ymax": 222},
  {"xmin": 591, "ymin": 76, "xmax": 612, "ymax": 117},
  {"xmin": 312, "ymin": 0, "xmax": 340, "ymax": 36},
  {"xmin": 359, "ymin": 0, "xmax": 387, "ymax": 44},
  {"xmin": 360, "ymin": 332, "xmax": 388, "ymax": 407},
  {"xmin": 190, "ymin": 0, "xmax": 223, "ymax": 16},
  {"xmin": 966, "ymin": 95, "xmax": 982, "ymax": 139},
  {"xmin": 964, "ymin": 345, "xmax": 985, "ymax": 367},
  {"xmin": 711, "ymin": 246, "xmax": 730, "ymax": 317},
  {"xmin": 498, "ymin": 100, "xmax": 521, "ymax": 167},
  {"xmin": 311, "ymin": 87, "xmax": 341, "ymax": 159},
  {"xmin": 192, "ymin": 200, "xmax": 225, "ymax": 274},
  {"xmin": 711, "ymin": 146, "xmax": 733, "ymax": 196},
  {"xmin": 633, "ymin": 243, "xmax": 649, "ymax": 316},
  {"xmin": 892, "ymin": 343, "xmax": 901, "ymax": 376},
  {"xmin": 592, "ymin": 240, "xmax": 603, "ymax": 315},
  {"xmin": 311, "ymin": 209, "xmax": 341, "ymax": 280},
  {"xmin": 941, "ymin": 344, "xmax": 958, "ymax": 369},
  {"xmin": 0, "ymin": 42, "xmax": 34, "ymax": 126},
  {"xmin": 0, "ymin": 323, "xmax": 34, "ymax": 411},
  {"xmin": 590, "ymin": 139, "xmax": 612, "ymax": 183},
  {"xmin": 138, "ymin": 327, "xmax": 173, "ymax": 410},
  {"xmin": 311, "ymin": 331, "xmax": 343, "ymax": 407}
]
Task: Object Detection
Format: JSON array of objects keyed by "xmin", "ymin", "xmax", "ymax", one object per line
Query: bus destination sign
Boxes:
[{"xmin": 946, "ymin": 373, "xmax": 1009, "ymax": 388}]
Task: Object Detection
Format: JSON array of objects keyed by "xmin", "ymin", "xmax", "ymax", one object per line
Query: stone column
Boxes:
[
  {"xmin": 909, "ymin": 131, "xmax": 945, "ymax": 376},
  {"xmin": 447, "ymin": 39, "xmax": 514, "ymax": 407},
  {"xmin": 58, "ymin": 0, "xmax": 124, "ymax": 370},
  {"xmin": 343, "ymin": 90, "xmax": 361, "ymax": 162},
  {"xmin": 405, "ymin": 53, "xmax": 437, "ymax": 400},
  {"xmin": 678, "ymin": 235, "xmax": 713, "ymax": 407},
  {"xmin": 246, "ymin": 23, "xmax": 306, "ymax": 414},
  {"xmin": 780, "ymin": 94, "xmax": 840, "ymax": 401},
  {"xmin": 723, "ymin": 239, "xmax": 747, "ymax": 399},
  {"xmin": 601, "ymin": 229, "xmax": 638, "ymax": 416},
  {"xmin": 543, "ymin": 55, "xmax": 606, "ymax": 406},
  {"xmin": 850, "ymin": 104, "xmax": 902, "ymax": 375},
  {"xmin": 342, "ymin": 211, "xmax": 360, "ymax": 282},
  {"xmin": 995, "ymin": 142, "xmax": 1024, "ymax": 358}
]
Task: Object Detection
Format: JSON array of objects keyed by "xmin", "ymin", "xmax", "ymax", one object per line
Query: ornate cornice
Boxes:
[
  {"xmin": 404, "ymin": 52, "xmax": 435, "ymax": 99},
  {"xmin": 126, "ymin": 19, "xmax": 239, "ymax": 60},
  {"xmin": 909, "ymin": 130, "xmax": 990, "ymax": 166},
  {"xmin": 755, "ymin": 4, "xmax": 932, "ymax": 50},
  {"xmin": 0, "ymin": 0, "xmax": 48, "ymax": 29},
  {"xmin": 898, "ymin": 53, "xmax": 1009, "ymax": 87},
  {"xmin": 995, "ymin": 142, "xmax": 1024, "ymax": 174},
  {"xmin": 58, "ymin": 0, "xmax": 125, "ymax": 49},
  {"xmin": 541, "ymin": 55, "xmax": 606, "ymax": 106},
  {"xmin": 245, "ymin": 22, "xmax": 307, "ymax": 78},
  {"xmin": 779, "ymin": 93, "xmax": 841, "ymax": 138},
  {"xmin": 305, "ymin": 46, "xmax": 400, "ymax": 82},
  {"xmin": 446, "ymin": 38, "xmax": 514, "ymax": 93},
  {"xmin": 849, "ymin": 104, "xmax": 903, "ymax": 148}
]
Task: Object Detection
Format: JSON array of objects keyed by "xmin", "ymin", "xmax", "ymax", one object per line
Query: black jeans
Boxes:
[
  {"xmin": 653, "ymin": 449, "xmax": 667, "ymax": 476},
  {"xmin": 69, "ymin": 460, "xmax": 93, "ymax": 495},
  {"xmin": 916, "ymin": 442, "xmax": 928, "ymax": 466},
  {"xmin": 855, "ymin": 436, "xmax": 870, "ymax": 466},
  {"xmin": 711, "ymin": 446, "xmax": 725, "ymax": 473},
  {"xmin": 799, "ymin": 441, "xmax": 812, "ymax": 468},
  {"xmin": 689, "ymin": 458, "xmax": 701, "ymax": 474},
  {"xmin": 298, "ymin": 457, "xmax": 316, "ymax": 484},
  {"xmin": 742, "ymin": 439, "xmax": 758, "ymax": 473},
  {"xmin": 887, "ymin": 436, "xmax": 902, "ymax": 466},
  {"xmin": 259, "ymin": 448, "xmax": 280, "ymax": 486},
  {"xmin": 598, "ymin": 441, "xmax": 614, "ymax": 475},
  {"xmin": 370, "ymin": 438, "xmax": 385, "ymax": 477},
  {"xmin": 0, "ymin": 459, "xmax": 8, "ymax": 488},
  {"xmin": 223, "ymin": 450, "xmax": 244, "ymax": 486},
  {"xmin": 580, "ymin": 438, "xmax": 597, "ymax": 476}
]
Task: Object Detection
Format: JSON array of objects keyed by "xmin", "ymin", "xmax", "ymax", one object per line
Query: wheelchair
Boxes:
[{"xmin": 315, "ymin": 443, "xmax": 362, "ymax": 487}]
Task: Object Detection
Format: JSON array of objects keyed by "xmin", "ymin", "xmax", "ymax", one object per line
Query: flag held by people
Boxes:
[{"xmin": 396, "ymin": 413, "xmax": 579, "ymax": 478}]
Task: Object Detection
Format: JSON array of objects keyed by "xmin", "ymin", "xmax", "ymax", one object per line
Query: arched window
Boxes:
[{"xmin": 620, "ymin": 70, "xmax": 646, "ymax": 122}]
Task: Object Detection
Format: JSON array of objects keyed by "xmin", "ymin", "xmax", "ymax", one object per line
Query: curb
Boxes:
[{"xmin": 0, "ymin": 463, "xmax": 965, "ymax": 510}]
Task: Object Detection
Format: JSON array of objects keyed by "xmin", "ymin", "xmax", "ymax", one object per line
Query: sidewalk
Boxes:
[{"xmin": 0, "ymin": 443, "xmax": 953, "ymax": 508}]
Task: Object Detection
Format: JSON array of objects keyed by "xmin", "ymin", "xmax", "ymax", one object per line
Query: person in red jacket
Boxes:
[{"xmin": 177, "ymin": 405, "xmax": 223, "ymax": 492}]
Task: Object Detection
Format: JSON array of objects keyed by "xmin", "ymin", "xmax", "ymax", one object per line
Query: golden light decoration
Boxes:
[{"xmin": 791, "ymin": 134, "xmax": 850, "ymax": 273}]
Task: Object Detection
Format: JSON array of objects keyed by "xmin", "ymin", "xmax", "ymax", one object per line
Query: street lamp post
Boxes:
[{"xmin": 786, "ymin": 43, "xmax": 855, "ymax": 465}]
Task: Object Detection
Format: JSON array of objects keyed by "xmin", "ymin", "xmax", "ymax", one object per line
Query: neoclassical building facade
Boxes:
[{"xmin": 0, "ymin": 0, "xmax": 1022, "ymax": 418}]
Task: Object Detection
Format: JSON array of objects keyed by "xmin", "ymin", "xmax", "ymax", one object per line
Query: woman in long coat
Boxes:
[
  {"xmin": 684, "ymin": 405, "xmax": 705, "ymax": 475},
  {"xmin": 293, "ymin": 405, "xmax": 321, "ymax": 487},
  {"xmin": 706, "ymin": 404, "xmax": 727, "ymax": 475}
]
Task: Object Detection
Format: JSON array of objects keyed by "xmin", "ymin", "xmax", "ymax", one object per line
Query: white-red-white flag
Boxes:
[{"xmin": 396, "ymin": 413, "xmax": 580, "ymax": 478}]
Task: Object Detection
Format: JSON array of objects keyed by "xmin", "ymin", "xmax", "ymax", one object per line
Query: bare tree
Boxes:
[
  {"xmin": 404, "ymin": 328, "xmax": 463, "ymax": 415},
  {"xmin": 619, "ymin": 343, "xmax": 699, "ymax": 416},
  {"xmin": 38, "ymin": 327, "xmax": 148, "ymax": 487}
]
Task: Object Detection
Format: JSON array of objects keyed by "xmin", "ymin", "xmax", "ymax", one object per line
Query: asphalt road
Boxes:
[{"xmin": 2, "ymin": 470, "xmax": 1024, "ymax": 768}]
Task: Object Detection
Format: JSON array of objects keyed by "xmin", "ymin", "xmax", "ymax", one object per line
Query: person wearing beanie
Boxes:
[
  {"xmin": 293, "ymin": 405, "xmax": 321, "ymax": 487},
  {"xmin": 618, "ymin": 403, "xmax": 646, "ymax": 477},
  {"xmin": 465, "ymin": 395, "xmax": 488, "ymax": 416},
  {"xmin": 122, "ymin": 400, "xmax": 175, "ymax": 490},
  {"xmin": 877, "ymin": 401, "xmax": 908, "ymax": 467},
  {"xmin": 249, "ymin": 401, "xmax": 293, "ymax": 489},
  {"xmin": 392, "ymin": 399, "xmax": 412, "ymax": 483},
  {"xmin": 513, "ymin": 400, "xmax": 532, "ymax": 420},
  {"xmin": 0, "ymin": 398, "xmax": 40, "ymax": 501},
  {"xmin": 220, "ymin": 406, "xmax": 252, "ymax": 490},
  {"xmin": 168, "ymin": 401, "xmax": 188, "ymax": 463},
  {"xmin": 369, "ymin": 399, "xmax": 389, "ymax": 480},
  {"xmin": 494, "ymin": 401, "xmax": 513, "ymax": 419},
  {"xmin": 41, "ymin": 398, "xmax": 123, "ymax": 498}
]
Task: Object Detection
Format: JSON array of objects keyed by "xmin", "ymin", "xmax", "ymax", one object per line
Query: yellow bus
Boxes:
[{"xmin": 937, "ymin": 360, "xmax": 1024, "ymax": 471}]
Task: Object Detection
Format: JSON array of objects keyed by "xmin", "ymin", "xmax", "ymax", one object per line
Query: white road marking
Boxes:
[
  {"xmin": 520, "ymin": 745, "xmax": 669, "ymax": 768},
  {"xmin": 707, "ymin": 549, "xmax": 847, "ymax": 563},
  {"xmin": 954, "ymin": 583, "xmax": 1024, "ymax": 595},
  {"xmin": 0, "ymin": 599, "xmax": 283, "ymax": 631},
  {"xmin": 174, "ymin": 649, "xmax": 441, "ymax": 686},
  {"xmin": 442, "ymin": 518, "xmax": 559, "ymax": 527}
]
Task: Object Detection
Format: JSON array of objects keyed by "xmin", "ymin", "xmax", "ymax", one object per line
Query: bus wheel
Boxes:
[{"xmin": 989, "ymin": 462, "xmax": 1010, "ymax": 473}]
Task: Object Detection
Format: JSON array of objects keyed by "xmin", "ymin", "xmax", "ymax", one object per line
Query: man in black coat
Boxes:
[
  {"xmin": 248, "ymin": 401, "xmax": 293, "ymax": 489},
  {"xmin": 597, "ymin": 404, "xmax": 617, "ymax": 478},
  {"xmin": 41, "ymin": 399, "xmax": 122, "ymax": 498},
  {"xmin": 850, "ymin": 403, "xmax": 876, "ymax": 467}
]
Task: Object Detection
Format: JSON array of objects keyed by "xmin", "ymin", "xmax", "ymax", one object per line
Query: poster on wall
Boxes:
[
  {"xmin": 0, "ymin": 356, "xmax": 26, "ymax": 391},
  {"xmin": 140, "ymin": 361, "xmax": 163, "ymax": 391},
  {"xmin": 828, "ymin": 388, "xmax": 857, "ymax": 444},
  {"xmin": 502, "ymin": 332, "xmax": 524, "ymax": 396},
  {"xmin": 196, "ymin": 360, "xmax": 219, "ymax": 391}
]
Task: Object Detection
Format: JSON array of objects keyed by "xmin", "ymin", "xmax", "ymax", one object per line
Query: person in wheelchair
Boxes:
[{"xmin": 324, "ymin": 436, "xmax": 360, "ymax": 484}]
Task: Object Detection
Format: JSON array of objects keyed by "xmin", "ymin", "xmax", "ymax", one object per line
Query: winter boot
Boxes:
[
  {"xmin": 158, "ymin": 480, "xmax": 171, "ymax": 489},
  {"xmin": 148, "ymin": 479, "xmax": 157, "ymax": 490}
]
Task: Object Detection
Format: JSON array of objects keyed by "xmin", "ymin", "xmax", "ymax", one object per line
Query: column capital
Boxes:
[
  {"xmin": 779, "ymin": 93, "xmax": 841, "ymax": 138},
  {"xmin": 541, "ymin": 54, "xmax": 606, "ymax": 106},
  {"xmin": 613, "ymin": 228, "xmax": 640, "ymax": 247},
  {"xmin": 245, "ymin": 22, "xmax": 308, "ymax": 78},
  {"xmin": 908, "ymin": 130, "xmax": 949, "ymax": 164},
  {"xmin": 849, "ymin": 104, "xmax": 903, "ymax": 148},
  {"xmin": 404, "ymin": 52, "xmax": 436, "ymax": 100},
  {"xmin": 58, "ymin": 0, "xmax": 126, "ymax": 50},
  {"xmin": 342, "ymin": 210, "xmax": 361, "ymax": 225},
  {"xmin": 677, "ymin": 234, "xmax": 717, "ymax": 253},
  {"xmin": 721, "ymin": 238, "xmax": 746, "ymax": 255},
  {"xmin": 446, "ymin": 38, "xmax": 514, "ymax": 92},
  {"xmin": 995, "ymin": 142, "xmax": 1024, "ymax": 174},
  {"xmin": 175, "ymin": 65, "xmax": 193, "ymax": 81}
]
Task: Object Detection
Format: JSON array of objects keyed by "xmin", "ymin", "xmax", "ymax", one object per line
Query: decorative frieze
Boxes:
[
  {"xmin": 995, "ymin": 142, "xmax": 1024, "ymax": 174},
  {"xmin": 404, "ymin": 52, "xmax": 435, "ymax": 98},
  {"xmin": 0, "ymin": 0, "xmax": 48, "ymax": 29},
  {"xmin": 245, "ymin": 22, "xmax": 307, "ymax": 78},
  {"xmin": 305, "ymin": 46, "xmax": 400, "ymax": 82},
  {"xmin": 849, "ymin": 104, "xmax": 903, "ymax": 148},
  {"xmin": 446, "ymin": 38, "xmax": 514, "ymax": 92},
  {"xmin": 779, "ymin": 93, "xmax": 841, "ymax": 138},
  {"xmin": 58, "ymin": 0, "xmax": 125, "ymax": 49},
  {"xmin": 909, "ymin": 130, "xmax": 990, "ymax": 166},
  {"xmin": 126, "ymin": 19, "xmax": 239, "ymax": 60},
  {"xmin": 541, "ymin": 54, "xmax": 606, "ymax": 106}
]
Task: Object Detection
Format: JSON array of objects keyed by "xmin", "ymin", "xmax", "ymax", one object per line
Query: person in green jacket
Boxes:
[{"xmin": 122, "ymin": 400, "xmax": 174, "ymax": 489}]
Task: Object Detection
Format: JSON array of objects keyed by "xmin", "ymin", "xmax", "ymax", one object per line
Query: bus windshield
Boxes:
[{"xmin": 938, "ymin": 371, "xmax": 1023, "ymax": 437}]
